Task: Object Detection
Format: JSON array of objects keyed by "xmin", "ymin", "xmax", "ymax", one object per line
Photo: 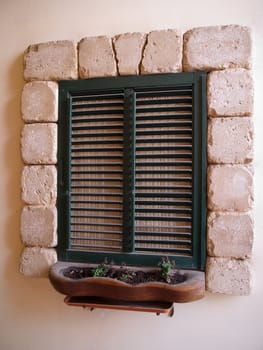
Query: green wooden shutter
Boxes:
[{"xmin": 57, "ymin": 72, "xmax": 207, "ymax": 270}]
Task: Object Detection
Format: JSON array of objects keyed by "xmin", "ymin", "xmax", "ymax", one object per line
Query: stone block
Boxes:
[
  {"xmin": 113, "ymin": 32, "xmax": 146, "ymax": 75},
  {"xmin": 24, "ymin": 40, "xmax": 78, "ymax": 81},
  {"xmin": 207, "ymin": 69, "xmax": 253, "ymax": 117},
  {"xmin": 141, "ymin": 29, "xmax": 182, "ymax": 74},
  {"xmin": 207, "ymin": 211, "xmax": 253, "ymax": 258},
  {"xmin": 21, "ymin": 206, "xmax": 57, "ymax": 247},
  {"xmin": 21, "ymin": 123, "xmax": 57, "ymax": 164},
  {"xmin": 206, "ymin": 257, "xmax": 251, "ymax": 295},
  {"xmin": 208, "ymin": 117, "xmax": 253, "ymax": 164},
  {"xmin": 20, "ymin": 247, "xmax": 57, "ymax": 277},
  {"xmin": 78, "ymin": 36, "xmax": 117, "ymax": 78},
  {"xmin": 21, "ymin": 165, "xmax": 57, "ymax": 205},
  {"xmin": 208, "ymin": 165, "xmax": 253, "ymax": 211},
  {"xmin": 21, "ymin": 81, "xmax": 58, "ymax": 123},
  {"xmin": 183, "ymin": 25, "xmax": 252, "ymax": 71}
]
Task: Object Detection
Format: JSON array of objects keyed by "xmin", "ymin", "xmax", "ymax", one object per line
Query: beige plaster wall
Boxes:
[{"xmin": 0, "ymin": 0, "xmax": 263, "ymax": 349}]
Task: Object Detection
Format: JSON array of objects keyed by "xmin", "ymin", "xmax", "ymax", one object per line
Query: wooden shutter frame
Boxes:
[{"xmin": 57, "ymin": 72, "xmax": 207, "ymax": 270}]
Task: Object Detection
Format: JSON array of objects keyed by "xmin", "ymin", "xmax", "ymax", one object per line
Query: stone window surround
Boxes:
[{"xmin": 20, "ymin": 25, "xmax": 254, "ymax": 296}]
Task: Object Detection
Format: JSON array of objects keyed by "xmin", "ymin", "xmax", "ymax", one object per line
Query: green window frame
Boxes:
[{"xmin": 57, "ymin": 72, "xmax": 207, "ymax": 270}]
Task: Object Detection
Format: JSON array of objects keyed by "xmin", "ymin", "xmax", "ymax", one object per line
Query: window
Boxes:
[{"xmin": 58, "ymin": 72, "xmax": 207, "ymax": 270}]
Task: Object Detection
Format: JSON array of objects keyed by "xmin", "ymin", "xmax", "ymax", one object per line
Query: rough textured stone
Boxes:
[
  {"xmin": 141, "ymin": 29, "xmax": 182, "ymax": 74},
  {"xmin": 207, "ymin": 211, "xmax": 253, "ymax": 258},
  {"xmin": 21, "ymin": 81, "xmax": 58, "ymax": 123},
  {"xmin": 206, "ymin": 257, "xmax": 251, "ymax": 295},
  {"xmin": 183, "ymin": 25, "xmax": 252, "ymax": 71},
  {"xmin": 21, "ymin": 165, "xmax": 57, "ymax": 205},
  {"xmin": 20, "ymin": 247, "xmax": 57, "ymax": 277},
  {"xmin": 208, "ymin": 165, "xmax": 253, "ymax": 211},
  {"xmin": 113, "ymin": 32, "xmax": 146, "ymax": 75},
  {"xmin": 24, "ymin": 40, "xmax": 78, "ymax": 81},
  {"xmin": 21, "ymin": 123, "xmax": 57, "ymax": 164},
  {"xmin": 78, "ymin": 36, "xmax": 117, "ymax": 78},
  {"xmin": 21, "ymin": 206, "xmax": 57, "ymax": 247},
  {"xmin": 207, "ymin": 69, "xmax": 253, "ymax": 117},
  {"xmin": 208, "ymin": 117, "xmax": 254, "ymax": 164}
]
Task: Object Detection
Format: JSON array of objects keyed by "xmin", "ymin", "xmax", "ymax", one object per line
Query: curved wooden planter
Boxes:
[{"xmin": 49, "ymin": 262, "xmax": 205, "ymax": 303}]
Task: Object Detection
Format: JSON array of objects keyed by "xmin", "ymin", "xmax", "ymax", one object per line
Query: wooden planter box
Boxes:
[{"xmin": 49, "ymin": 262, "xmax": 205, "ymax": 303}]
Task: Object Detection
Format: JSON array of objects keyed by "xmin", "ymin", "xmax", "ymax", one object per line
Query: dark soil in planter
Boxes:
[{"xmin": 63, "ymin": 265, "xmax": 186, "ymax": 285}]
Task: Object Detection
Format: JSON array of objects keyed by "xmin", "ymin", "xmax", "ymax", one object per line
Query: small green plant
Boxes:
[
  {"xmin": 118, "ymin": 263, "xmax": 136, "ymax": 282},
  {"xmin": 158, "ymin": 257, "xmax": 175, "ymax": 283},
  {"xmin": 119, "ymin": 271, "xmax": 136, "ymax": 282},
  {"xmin": 92, "ymin": 262, "xmax": 108, "ymax": 277}
]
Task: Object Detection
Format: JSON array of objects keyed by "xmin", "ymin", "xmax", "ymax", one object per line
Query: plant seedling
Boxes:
[
  {"xmin": 158, "ymin": 257, "xmax": 176, "ymax": 283},
  {"xmin": 92, "ymin": 262, "xmax": 108, "ymax": 277},
  {"xmin": 119, "ymin": 271, "xmax": 136, "ymax": 282}
]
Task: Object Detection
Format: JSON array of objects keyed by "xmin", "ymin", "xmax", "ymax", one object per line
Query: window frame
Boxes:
[{"xmin": 57, "ymin": 72, "xmax": 207, "ymax": 270}]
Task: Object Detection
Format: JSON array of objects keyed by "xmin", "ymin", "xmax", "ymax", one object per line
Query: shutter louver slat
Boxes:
[
  {"xmin": 69, "ymin": 91, "xmax": 124, "ymax": 253},
  {"xmin": 134, "ymin": 87, "xmax": 193, "ymax": 256}
]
